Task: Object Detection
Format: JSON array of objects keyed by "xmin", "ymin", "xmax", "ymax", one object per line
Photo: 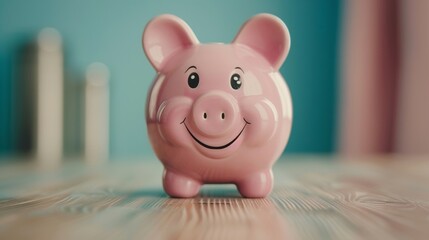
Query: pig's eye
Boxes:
[
  {"xmin": 187, "ymin": 72, "xmax": 199, "ymax": 88},
  {"xmin": 230, "ymin": 73, "xmax": 241, "ymax": 90}
]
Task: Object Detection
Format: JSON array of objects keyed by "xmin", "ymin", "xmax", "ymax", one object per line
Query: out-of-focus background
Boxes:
[{"xmin": 1, "ymin": 0, "xmax": 428, "ymax": 163}]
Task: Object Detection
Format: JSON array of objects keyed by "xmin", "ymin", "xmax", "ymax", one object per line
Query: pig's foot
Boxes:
[
  {"xmin": 163, "ymin": 169, "xmax": 201, "ymax": 198},
  {"xmin": 236, "ymin": 170, "xmax": 273, "ymax": 198}
]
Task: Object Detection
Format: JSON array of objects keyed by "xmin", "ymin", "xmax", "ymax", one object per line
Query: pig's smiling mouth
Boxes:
[{"xmin": 180, "ymin": 118, "xmax": 250, "ymax": 150}]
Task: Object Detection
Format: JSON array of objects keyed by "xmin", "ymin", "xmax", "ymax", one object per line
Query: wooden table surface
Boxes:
[{"xmin": 0, "ymin": 156, "xmax": 428, "ymax": 240}]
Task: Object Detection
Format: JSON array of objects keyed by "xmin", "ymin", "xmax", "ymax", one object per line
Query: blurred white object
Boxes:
[
  {"xmin": 35, "ymin": 28, "xmax": 64, "ymax": 164},
  {"xmin": 84, "ymin": 62, "xmax": 110, "ymax": 163}
]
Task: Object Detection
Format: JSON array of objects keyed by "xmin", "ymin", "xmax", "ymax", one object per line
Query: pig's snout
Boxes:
[{"xmin": 191, "ymin": 91, "xmax": 240, "ymax": 137}]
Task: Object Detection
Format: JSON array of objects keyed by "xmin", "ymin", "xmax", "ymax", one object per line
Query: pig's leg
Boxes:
[
  {"xmin": 236, "ymin": 169, "xmax": 273, "ymax": 198},
  {"xmin": 163, "ymin": 169, "xmax": 201, "ymax": 198}
]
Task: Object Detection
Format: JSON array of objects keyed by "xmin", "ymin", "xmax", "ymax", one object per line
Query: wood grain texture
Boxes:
[{"xmin": 0, "ymin": 156, "xmax": 428, "ymax": 240}]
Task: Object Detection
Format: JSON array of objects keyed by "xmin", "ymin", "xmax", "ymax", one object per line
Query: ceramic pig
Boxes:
[{"xmin": 142, "ymin": 14, "xmax": 292, "ymax": 198}]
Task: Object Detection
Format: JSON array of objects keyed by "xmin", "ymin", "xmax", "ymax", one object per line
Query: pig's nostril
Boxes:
[
  {"xmin": 221, "ymin": 112, "xmax": 225, "ymax": 120},
  {"xmin": 203, "ymin": 112, "xmax": 207, "ymax": 119}
]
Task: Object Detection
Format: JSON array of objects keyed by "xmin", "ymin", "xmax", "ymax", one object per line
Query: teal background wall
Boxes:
[{"xmin": 0, "ymin": 0, "xmax": 341, "ymax": 158}]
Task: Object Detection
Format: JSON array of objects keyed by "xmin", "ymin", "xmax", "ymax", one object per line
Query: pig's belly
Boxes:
[{"xmin": 147, "ymin": 123, "xmax": 288, "ymax": 182}]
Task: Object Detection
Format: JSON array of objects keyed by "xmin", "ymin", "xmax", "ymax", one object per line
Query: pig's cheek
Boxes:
[
  {"xmin": 156, "ymin": 98, "xmax": 193, "ymax": 147},
  {"xmin": 242, "ymin": 99, "xmax": 278, "ymax": 147}
]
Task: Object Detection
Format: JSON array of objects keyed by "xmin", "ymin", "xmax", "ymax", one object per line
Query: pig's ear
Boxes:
[
  {"xmin": 233, "ymin": 14, "xmax": 290, "ymax": 70},
  {"xmin": 143, "ymin": 15, "xmax": 199, "ymax": 71}
]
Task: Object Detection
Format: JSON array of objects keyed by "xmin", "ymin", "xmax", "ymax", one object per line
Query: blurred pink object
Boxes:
[
  {"xmin": 142, "ymin": 14, "xmax": 292, "ymax": 198},
  {"xmin": 339, "ymin": 0, "xmax": 399, "ymax": 154},
  {"xmin": 339, "ymin": 0, "xmax": 429, "ymax": 155},
  {"xmin": 395, "ymin": 0, "xmax": 429, "ymax": 154}
]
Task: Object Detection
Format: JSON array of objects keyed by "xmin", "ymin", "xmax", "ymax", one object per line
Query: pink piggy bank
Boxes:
[{"xmin": 142, "ymin": 14, "xmax": 292, "ymax": 198}]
